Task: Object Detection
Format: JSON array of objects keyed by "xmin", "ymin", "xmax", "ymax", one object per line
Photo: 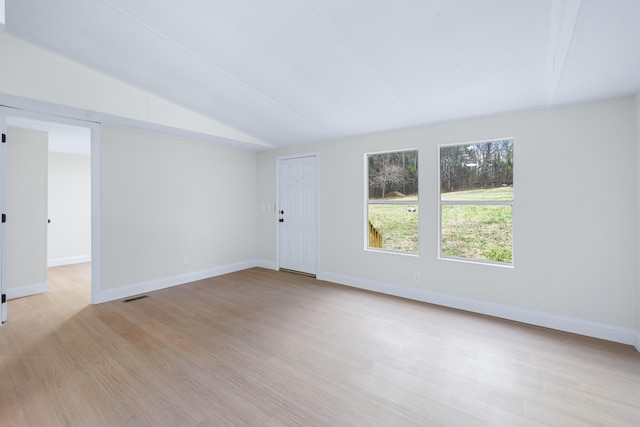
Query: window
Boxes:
[
  {"xmin": 366, "ymin": 149, "xmax": 418, "ymax": 253},
  {"xmin": 439, "ymin": 139, "xmax": 513, "ymax": 264}
]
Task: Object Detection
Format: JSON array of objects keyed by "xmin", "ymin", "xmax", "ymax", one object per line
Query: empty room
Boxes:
[{"xmin": 1, "ymin": 0, "xmax": 639, "ymax": 426}]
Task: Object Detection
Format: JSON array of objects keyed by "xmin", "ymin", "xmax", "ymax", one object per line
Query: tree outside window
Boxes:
[
  {"xmin": 366, "ymin": 150, "xmax": 418, "ymax": 253},
  {"xmin": 440, "ymin": 139, "xmax": 514, "ymax": 264}
]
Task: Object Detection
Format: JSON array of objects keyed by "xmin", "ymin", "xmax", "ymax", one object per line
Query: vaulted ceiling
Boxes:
[{"xmin": 5, "ymin": 0, "xmax": 640, "ymax": 148}]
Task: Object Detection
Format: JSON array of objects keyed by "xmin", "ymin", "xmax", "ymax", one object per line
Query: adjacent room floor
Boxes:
[{"xmin": 1, "ymin": 263, "xmax": 639, "ymax": 426}]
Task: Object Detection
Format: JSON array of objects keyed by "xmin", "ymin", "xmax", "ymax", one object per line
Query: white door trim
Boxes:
[
  {"xmin": 276, "ymin": 152, "xmax": 319, "ymax": 275},
  {"xmin": 0, "ymin": 114, "xmax": 6, "ymax": 322},
  {"xmin": 0, "ymin": 105, "xmax": 101, "ymax": 307}
]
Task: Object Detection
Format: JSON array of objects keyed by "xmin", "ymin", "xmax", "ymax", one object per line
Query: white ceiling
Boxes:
[{"xmin": 5, "ymin": 0, "xmax": 640, "ymax": 148}]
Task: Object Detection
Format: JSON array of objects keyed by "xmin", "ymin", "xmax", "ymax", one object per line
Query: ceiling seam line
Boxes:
[{"xmin": 545, "ymin": 0, "xmax": 582, "ymax": 107}]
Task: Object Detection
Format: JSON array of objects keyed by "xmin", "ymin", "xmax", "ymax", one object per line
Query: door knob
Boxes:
[{"xmin": 279, "ymin": 219, "xmax": 284, "ymax": 223}]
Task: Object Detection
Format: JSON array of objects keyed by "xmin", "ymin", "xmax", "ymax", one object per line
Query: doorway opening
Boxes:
[{"xmin": 1, "ymin": 111, "xmax": 97, "ymax": 323}]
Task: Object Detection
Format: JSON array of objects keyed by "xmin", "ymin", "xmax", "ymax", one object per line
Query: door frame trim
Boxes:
[
  {"xmin": 0, "ymin": 105, "xmax": 101, "ymax": 308},
  {"xmin": 0, "ymin": 114, "xmax": 6, "ymax": 322},
  {"xmin": 275, "ymin": 152, "xmax": 319, "ymax": 275}
]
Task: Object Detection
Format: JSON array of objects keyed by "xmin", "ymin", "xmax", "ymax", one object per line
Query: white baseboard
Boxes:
[
  {"xmin": 92, "ymin": 260, "xmax": 259, "ymax": 304},
  {"xmin": 88, "ymin": 261, "xmax": 639, "ymax": 352},
  {"xmin": 7, "ymin": 282, "xmax": 49, "ymax": 300},
  {"xmin": 255, "ymin": 259, "xmax": 278, "ymax": 270},
  {"xmin": 48, "ymin": 255, "xmax": 91, "ymax": 267},
  {"xmin": 317, "ymin": 271, "xmax": 639, "ymax": 348}
]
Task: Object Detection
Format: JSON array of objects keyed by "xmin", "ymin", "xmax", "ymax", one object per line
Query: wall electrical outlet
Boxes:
[
  {"xmin": 183, "ymin": 256, "xmax": 190, "ymax": 265},
  {"xmin": 414, "ymin": 273, "xmax": 421, "ymax": 282}
]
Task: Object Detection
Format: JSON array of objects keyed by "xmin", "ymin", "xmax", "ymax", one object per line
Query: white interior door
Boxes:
[
  {"xmin": 0, "ymin": 115, "xmax": 7, "ymax": 323},
  {"xmin": 5, "ymin": 126, "xmax": 49, "ymax": 302},
  {"xmin": 278, "ymin": 155, "xmax": 317, "ymax": 275}
]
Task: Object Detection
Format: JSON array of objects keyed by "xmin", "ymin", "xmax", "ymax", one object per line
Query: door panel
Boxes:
[
  {"xmin": 6, "ymin": 127, "xmax": 48, "ymax": 299},
  {"xmin": 278, "ymin": 156, "xmax": 317, "ymax": 275}
]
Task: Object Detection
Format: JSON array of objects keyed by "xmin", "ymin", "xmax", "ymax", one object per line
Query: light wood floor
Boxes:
[{"xmin": 1, "ymin": 264, "xmax": 639, "ymax": 426}]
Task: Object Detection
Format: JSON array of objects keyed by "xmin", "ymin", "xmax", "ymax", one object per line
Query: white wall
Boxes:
[
  {"xmin": 0, "ymin": 33, "xmax": 264, "ymax": 303},
  {"xmin": 98, "ymin": 125, "xmax": 257, "ymax": 297},
  {"xmin": 6, "ymin": 127, "xmax": 48, "ymax": 298},
  {"xmin": 48, "ymin": 152, "xmax": 91, "ymax": 265},
  {"xmin": 257, "ymin": 96, "xmax": 639, "ymax": 342}
]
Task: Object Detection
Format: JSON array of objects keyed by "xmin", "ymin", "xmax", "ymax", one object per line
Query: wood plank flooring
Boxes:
[{"xmin": 1, "ymin": 264, "xmax": 639, "ymax": 426}]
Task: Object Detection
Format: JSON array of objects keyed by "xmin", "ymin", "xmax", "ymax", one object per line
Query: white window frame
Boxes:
[
  {"xmin": 438, "ymin": 138, "xmax": 514, "ymax": 267},
  {"xmin": 364, "ymin": 148, "xmax": 419, "ymax": 255}
]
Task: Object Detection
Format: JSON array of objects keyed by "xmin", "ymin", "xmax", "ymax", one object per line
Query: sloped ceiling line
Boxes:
[
  {"xmin": 4, "ymin": 1, "xmax": 640, "ymax": 147},
  {"xmin": 100, "ymin": 0, "xmax": 334, "ymax": 141},
  {"xmin": 545, "ymin": 0, "xmax": 582, "ymax": 107}
]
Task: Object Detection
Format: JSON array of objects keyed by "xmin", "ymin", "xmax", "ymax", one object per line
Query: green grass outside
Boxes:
[
  {"xmin": 441, "ymin": 205, "xmax": 512, "ymax": 263},
  {"xmin": 368, "ymin": 203, "xmax": 419, "ymax": 253},
  {"xmin": 441, "ymin": 186, "xmax": 513, "ymax": 201},
  {"xmin": 441, "ymin": 187, "xmax": 512, "ymax": 263},
  {"xmin": 369, "ymin": 187, "xmax": 512, "ymax": 262}
]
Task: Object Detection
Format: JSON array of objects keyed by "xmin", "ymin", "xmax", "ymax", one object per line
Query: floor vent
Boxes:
[
  {"xmin": 122, "ymin": 295, "xmax": 148, "ymax": 303},
  {"xmin": 279, "ymin": 268, "xmax": 316, "ymax": 279}
]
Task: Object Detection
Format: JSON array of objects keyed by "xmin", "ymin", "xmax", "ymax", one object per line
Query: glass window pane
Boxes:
[
  {"xmin": 368, "ymin": 204, "xmax": 418, "ymax": 252},
  {"xmin": 441, "ymin": 205, "xmax": 512, "ymax": 263},
  {"xmin": 440, "ymin": 139, "xmax": 513, "ymax": 201},
  {"xmin": 368, "ymin": 150, "xmax": 418, "ymax": 201},
  {"xmin": 441, "ymin": 187, "xmax": 513, "ymax": 201}
]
